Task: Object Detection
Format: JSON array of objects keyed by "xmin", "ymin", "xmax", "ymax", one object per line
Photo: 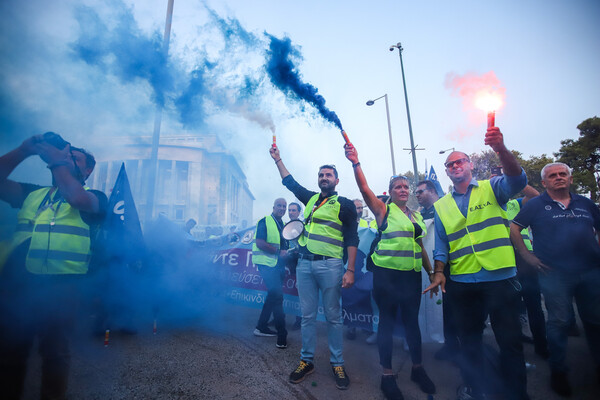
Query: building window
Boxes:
[
  {"xmin": 174, "ymin": 206, "xmax": 185, "ymax": 221},
  {"xmin": 157, "ymin": 160, "xmax": 172, "ymax": 203}
]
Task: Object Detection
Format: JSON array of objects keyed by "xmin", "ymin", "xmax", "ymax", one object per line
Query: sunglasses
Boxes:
[
  {"xmin": 444, "ymin": 158, "xmax": 470, "ymax": 169},
  {"xmin": 389, "ymin": 175, "xmax": 409, "ymax": 183}
]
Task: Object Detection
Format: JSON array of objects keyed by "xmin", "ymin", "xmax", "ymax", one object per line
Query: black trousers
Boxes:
[
  {"xmin": 373, "ymin": 267, "xmax": 422, "ymax": 369},
  {"xmin": 449, "ymin": 277, "xmax": 529, "ymax": 400}
]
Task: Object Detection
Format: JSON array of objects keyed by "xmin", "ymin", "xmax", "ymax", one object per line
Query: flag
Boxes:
[
  {"xmin": 102, "ymin": 163, "xmax": 145, "ymax": 263},
  {"xmin": 428, "ymin": 166, "xmax": 446, "ymax": 198}
]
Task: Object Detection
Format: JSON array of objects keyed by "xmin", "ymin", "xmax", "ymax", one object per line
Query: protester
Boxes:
[
  {"xmin": 510, "ymin": 162, "xmax": 600, "ymax": 397},
  {"xmin": 270, "ymin": 144, "xmax": 358, "ymax": 390},
  {"xmin": 425, "ymin": 126, "xmax": 529, "ymax": 400},
  {"xmin": 286, "ymin": 202, "xmax": 303, "ymax": 331},
  {"xmin": 414, "ymin": 180, "xmax": 446, "ymax": 347},
  {"xmin": 505, "ymin": 184, "xmax": 549, "ymax": 359},
  {"xmin": 0, "ymin": 133, "xmax": 107, "ymax": 399},
  {"xmin": 252, "ymin": 198, "xmax": 289, "ymax": 348},
  {"xmin": 346, "ymin": 198, "xmax": 368, "ymax": 341},
  {"xmin": 345, "ymin": 144, "xmax": 436, "ymax": 399}
]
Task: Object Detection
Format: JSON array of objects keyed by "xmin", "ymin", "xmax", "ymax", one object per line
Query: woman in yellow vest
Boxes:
[{"xmin": 345, "ymin": 143, "xmax": 436, "ymax": 399}]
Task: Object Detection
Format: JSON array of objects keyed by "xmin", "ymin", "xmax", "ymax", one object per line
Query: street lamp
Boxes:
[
  {"xmin": 390, "ymin": 42, "xmax": 419, "ymax": 186},
  {"xmin": 439, "ymin": 147, "xmax": 455, "ymax": 154},
  {"xmin": 366, "ymin": 94, "xmax": 396, "ymax": 175}
]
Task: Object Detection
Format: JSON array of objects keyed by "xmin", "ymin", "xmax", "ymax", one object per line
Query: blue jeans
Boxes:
[
  {"xmin": 539, "ymin": 267, "xmax": 600, "ymax": 373},
  {"xmin": 296, "ymin": 258, "xmax": 344, "ymax": 366}
]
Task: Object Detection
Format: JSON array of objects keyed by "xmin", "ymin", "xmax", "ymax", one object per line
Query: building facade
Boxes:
[{"xmin": 87, "ymin": 134, "xmax": 254, "ymax": 228}]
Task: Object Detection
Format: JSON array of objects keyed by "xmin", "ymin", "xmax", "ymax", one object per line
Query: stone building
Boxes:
[{"xmin": 87, "ymin": 134, "xmax": 254, "ymax": 228}]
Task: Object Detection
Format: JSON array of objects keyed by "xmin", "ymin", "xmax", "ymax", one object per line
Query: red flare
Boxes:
[{"xmin": 341, "ymin": 130, "xmax": 351, "ymax": 145}]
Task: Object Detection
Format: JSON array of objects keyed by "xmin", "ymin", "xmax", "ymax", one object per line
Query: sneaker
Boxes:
[
  {"xmin": 456, "ymin": 385, "xmax": 478, "ymax": 400},
  {"xmin": 366, "ymin": 332, "xmax": 377, "ymax": 344},
  {"xmin": 346, "ymin": 326, "xmax": 356, "ymax": 340},
  {"xmin": 411, "ymin": 366, "xmax": 436, "ymax": 394},
  {"xmin": 332, "ymin": 365, "xmax": 350, "ymax": 390},
  {"xmin": 276, "ymin": 335, "xmax": 287, "ymax": 349},
  {"xmin": 381, "ymin": 374, "xmax": 404, "ymax": 400},
  {"xmin": 550, "ymin": 370, "xmax": 572, "ymax": 397},
  {"xmin": 289, "ymin": 360, "xmax": 314, "ymax": 383},
  {"xmin": 253, "ymin": 327, "xmax": 276, "ymax": 337}
]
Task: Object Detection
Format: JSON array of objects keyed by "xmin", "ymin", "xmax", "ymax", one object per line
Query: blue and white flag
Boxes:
[{"xmin": 428, "ymin": 166, "xmax": 446, "ymax": 198}]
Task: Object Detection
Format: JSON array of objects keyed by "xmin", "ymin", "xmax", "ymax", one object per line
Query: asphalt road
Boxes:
[{"xmin": 21, "ymin": 304, "xmax": 600, "ymax": 400}]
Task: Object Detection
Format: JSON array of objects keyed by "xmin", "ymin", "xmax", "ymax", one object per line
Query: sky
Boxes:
[{"xmin": 1, "ymin": 0, "xmax": 599, "ymax": 221}]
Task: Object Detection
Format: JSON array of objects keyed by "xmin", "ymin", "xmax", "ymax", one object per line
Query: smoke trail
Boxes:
[
  {"xmin": 265, "ymin": 34, "xmax": 343, "ymax": 130},
  {"xmin": 445, "ymin": 72, "xmax": 505, "ymax": 116},
  {"xmin": 70, "ymin": 4, "xmax": 176, "ymax": 108}
]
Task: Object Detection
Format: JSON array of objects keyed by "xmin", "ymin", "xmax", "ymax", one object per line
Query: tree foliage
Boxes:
[{"xmin": 555, "ymin": 117, "xmax": 600, "ymax": 201}]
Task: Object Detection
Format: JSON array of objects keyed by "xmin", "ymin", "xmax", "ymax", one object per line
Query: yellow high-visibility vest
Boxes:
[
  {"xmin": 251, "ymin": 215, "xmax": 281, "ymax": 267},
  {"xmin": 506, "ymin": 199, "xmax": 533, "ymax": 251},
  {"xmin": 371, "ymin": 203, "xmax": 426, "ymax": 272},
  {"xmin": 434, "ymin": 180, "xmax": 515, "ymax": 275},
  {"xmin": 298, "ymin": 194, "xmax": 344, "ymax": 259}
]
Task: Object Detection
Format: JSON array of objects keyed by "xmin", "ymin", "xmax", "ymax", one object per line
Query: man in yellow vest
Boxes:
[
  {"xmin": 252, "ymin": 197, "xmax": 289, "ymax": 349},
  {"xmin": 424, "ymin": 127, "xmax": 529, "ymax": 400},
  {"xmin": 269, "ymin": 145, "xmax": 358, "ymax": 391},
  {"xmin": 0, "ymin": 133, "xmax": 107, "ymax": 400}
]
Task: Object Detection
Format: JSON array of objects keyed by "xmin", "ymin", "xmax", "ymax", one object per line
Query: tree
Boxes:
[
  {"xmin": 519, "ymin": 153, "xmax": 555, "ymax": 194},
  {"xmin": 555, "ymin": 117, "xmax": 600, "ymax": 201}
]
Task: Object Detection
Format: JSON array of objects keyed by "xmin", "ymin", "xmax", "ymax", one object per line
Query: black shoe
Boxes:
[
  {"xmin": 411, "ymin": 366, "xmax": 436, "ymax": 394},
  {"xmin": 346, "ymin": 326, "xmax": 356, "ymax": 340},
  {"xmin": 289, "ymin": 360, "xmax": 314, "ymax": 383},
  {"xmin": 434, "ymin": 345, "xmax": 457, "ymax": 361},
  {"xmin": 276, "ymin": 335, "xmax": 287, "ymax": 349},
  {"xmin": 381, "ymin": 375, "xmax": 404, "ymax": 400},
  {"xmin": 253, "ymin": 327, "xmax": 277, "ymax": 337},
  {"xmin": 332, "ymin": 365, "xmax": 350, "ymax": 390},
  {"xmin": 551, "ymin": 370, "xmax": 572, "ymax": 397},
  {"xmin": 456, "ymin": 385, "xmax": 483, "ymax": 400}
]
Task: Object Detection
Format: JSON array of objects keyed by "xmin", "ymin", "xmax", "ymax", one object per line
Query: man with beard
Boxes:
[{"xmin": 269, "ymin": 145, "xmax": 358, "ymax": 391}]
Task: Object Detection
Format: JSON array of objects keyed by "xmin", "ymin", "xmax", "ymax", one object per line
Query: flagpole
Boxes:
[{"xmin": 145, "ymin": 0, "xmax": 174, "ymax": 224}]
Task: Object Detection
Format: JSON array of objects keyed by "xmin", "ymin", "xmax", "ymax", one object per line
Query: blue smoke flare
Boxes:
[{"xmin": 265, "ymin": 34, "xmax": 343, "ymax": 130}]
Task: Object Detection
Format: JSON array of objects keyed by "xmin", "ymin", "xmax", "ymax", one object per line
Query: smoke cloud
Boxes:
[{"xmin": 265, "ymin": 34, "xmax": 343, "ymax": 130}]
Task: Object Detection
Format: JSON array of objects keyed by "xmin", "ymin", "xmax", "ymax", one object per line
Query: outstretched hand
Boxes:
[
  {"xmin": 344, "ymin": 143, "xmax": 359, "ymax": 164},
  {"xmin": 423, "ymin": 272, "xmax": 446, "ymax": 296}
]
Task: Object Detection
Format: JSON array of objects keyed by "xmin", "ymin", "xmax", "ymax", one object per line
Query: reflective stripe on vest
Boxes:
[
  {"xmin": 371, "ymin": 203, "xmax": 425, "ymax": 271},
  {"xmin": 15, "ymin": 187, "xmax": 92, "ymax": 274},
  {"xmin": 251, "ymin": 215, "xmax": 281, "ymax": 267},
  {"xmin": 434, "ymin": 180, "xmax": 516, "ymax": 275},
  {"xmin": 298, "ymin": 194, "xmax": 344, "ymax": 258},
  {"xmin": 506, "ymin": 199, "xmax": 533, "ymax": 251}
]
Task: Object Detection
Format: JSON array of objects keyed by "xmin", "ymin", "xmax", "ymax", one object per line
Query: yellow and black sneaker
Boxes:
[
  {"xmin": 289, "ymin": 360, "xmax": 314, "ymax": 383},
  {"xmin": 332, "ymin": 365, "xmax": 350, "ymax": 390}
]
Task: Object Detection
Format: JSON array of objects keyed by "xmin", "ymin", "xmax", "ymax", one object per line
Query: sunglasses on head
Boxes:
[
  {"xmin": 444, "ymin": 158, "xmax": 470, "ymax": 169},
  {"xmin": 389, "ymin": 175, "xmax": 409, "ymax": 183}
]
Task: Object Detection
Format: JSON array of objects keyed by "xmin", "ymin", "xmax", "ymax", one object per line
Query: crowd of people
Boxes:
[{"xmin": 0, "ymin": 127, "xmax": 599, "ymax": 400}]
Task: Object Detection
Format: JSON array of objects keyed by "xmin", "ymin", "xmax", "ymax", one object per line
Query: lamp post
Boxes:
[
  {"xmin": 439, "ymin": 147, "xmax": 455, "ymax": 155},
  {"xmin": 390, "ymin": 42, "xmax": 419, "ymax": 186},
  {"xmin": 366, "ymin": 94, "xmax": 396, "ymax": 175}
]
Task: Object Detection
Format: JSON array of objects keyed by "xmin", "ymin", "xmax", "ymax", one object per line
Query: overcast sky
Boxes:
[{"xmin": 1, "ymin": 0, "xmax": 598, "ymax": 221}]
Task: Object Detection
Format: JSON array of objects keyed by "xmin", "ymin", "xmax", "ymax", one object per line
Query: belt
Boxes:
[{"xmin": 298, "ymin": 253, "xmax": 334, "ymax": 261}]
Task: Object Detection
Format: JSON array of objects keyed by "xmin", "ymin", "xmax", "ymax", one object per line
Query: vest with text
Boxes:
[{"xmin": 298, "ymin": 194, "xmax": 344, "ymax": 259}]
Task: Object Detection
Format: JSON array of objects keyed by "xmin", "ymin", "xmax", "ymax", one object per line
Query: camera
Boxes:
[{"xmin": 42, "ymin": 131, "xmax": 70, "ymax": 150}]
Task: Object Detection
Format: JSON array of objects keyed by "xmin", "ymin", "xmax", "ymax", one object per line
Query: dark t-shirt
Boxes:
[
  {"xmin": 513, "ymin": 192, "xmax": 600, "ymax": 272},
  {"xmin": 255, "ymin": 214, "xmax": 288, "ymax": 267}
]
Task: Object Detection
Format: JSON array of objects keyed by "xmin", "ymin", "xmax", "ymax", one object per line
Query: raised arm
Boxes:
[
  {"xmin": 344, "ymin": 143, "xmax": 387, "ymax": 224},
  {"xmin": 521, "ymin": 184, "xmax": 540, "ymax": 206},
  {"xmin": 269, "ymin": 145, "xmax": 290, "ymax": 180},
  {"xmin": 0, "ymin": 135, "xmax": 43, "ymax": 206}
]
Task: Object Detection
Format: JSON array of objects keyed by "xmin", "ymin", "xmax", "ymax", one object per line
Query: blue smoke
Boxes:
[
  {"xmin": 70, "ymin": 4, "xmax": 175, "ymax": 108},
  {"xmin": 265, "ymin": 34, "xmax": 343, "ymax": 130}
]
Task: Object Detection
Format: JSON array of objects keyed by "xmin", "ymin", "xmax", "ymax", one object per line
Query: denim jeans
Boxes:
[
  {"xmin": 450, "ymin": 277, "xmax": 529, "ymax": 400},
  {"xmin": 539, "ymin": 267, "xmax": 600, "ymax": 373},
  {"xmin": 256, "ymin": 264, "xmax": 287, "ymax": 337},
  {"xmin": 296, "ymin": 257, "xmax": 344, "ymax": 366}
]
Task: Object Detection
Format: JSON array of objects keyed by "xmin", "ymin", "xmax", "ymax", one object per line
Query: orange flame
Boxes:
[{"xmin": 474, "ymin": 90, "xmax": 503, "ymax": 112}]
